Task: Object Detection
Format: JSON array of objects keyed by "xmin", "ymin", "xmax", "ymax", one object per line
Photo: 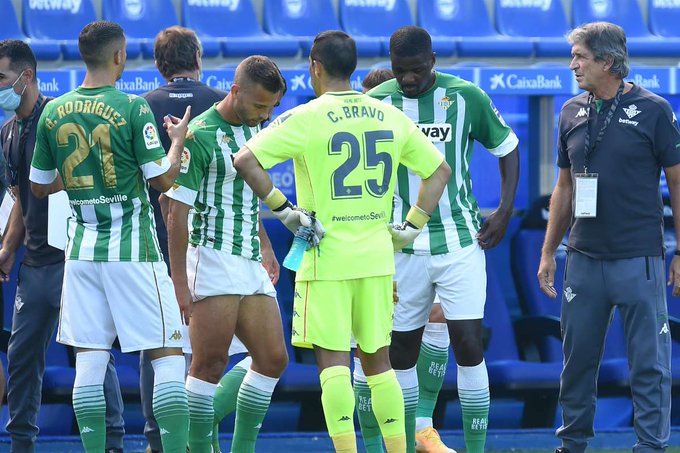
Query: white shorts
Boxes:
[
  {"xmin": 59, "ymin": 260, "xmax": 186, "ymax": 353},
  {"xmin": 393, "ymin": 243, "xmax": 486, "ymax": 331},
  {"xmin": 186, "ymin": 246, "xmax": 276, "ymax": 300}
]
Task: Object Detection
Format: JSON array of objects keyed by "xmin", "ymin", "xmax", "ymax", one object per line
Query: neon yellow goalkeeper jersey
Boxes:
[{"xmin": 246, "ymin": 91, "xmax": 444, "ymax": 281}]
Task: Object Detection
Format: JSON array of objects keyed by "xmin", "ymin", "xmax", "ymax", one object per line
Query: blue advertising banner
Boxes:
[
  {"xmin": 626, "ymin": 66, "xmax": 674, "ymax": 94},
  {"xmin": 36, "ymin": 71, "xmax": 72, "ymax": 97},
  {"xmin": 479, "ymin": 67, "xmax": 572, "ymax": 95},
  {"xmin": 73, "ymin": 70, "xmax": 165, "ymax": 95}
]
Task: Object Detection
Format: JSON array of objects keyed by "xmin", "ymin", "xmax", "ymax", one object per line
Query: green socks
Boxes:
[
  {"xmin": 73, "ymin": 384, "xmax": 107, "ymax": 452},
  {"xmin": 212, "ymin": 356, "xmax": 251, "ymax": 452},
  {"xmin": 231, "ymin": 368, "xmax": 278, "ymax": 453},
  {"xmin": 366, "ymin": 369, "xmax": 406, "ymax": 452},
  {"xmin": 152, "ymin": 356, "xmax": 190, "ymax": 453},
  {"xmin": 320, "ymin": 366, "xmax": 357, "ymax": 450},
  {"xmin": 73, "ymin": 351, "xmax": 110, "ymax": 452},
  {"xmin": 458, "ymin": 360, "xmax": 490, "ymax": 453},
  {"xmin": 186, "ymin": 376, "xmax": 217, "ymax": 453},
  {"xmin": 416, "ymin": 323, "xmax": 450, "ymax": 431},
  {"xmin": 353, "ymin": 358, "xmax": 385, "ymax": 453}
]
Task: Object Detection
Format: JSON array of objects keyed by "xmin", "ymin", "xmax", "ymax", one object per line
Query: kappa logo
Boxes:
[
  {"xmin": 14, "ymin": 295, "xmax": 23, "ymax": 312},
  {"xmin": 169, "ymin": 329, "xmax": 183, "ymax": 341},
  {"xmin": 81, "ymin": 426, "xmax": 94, "ymax": 434},
  {"xmin": 338, "ymin": 415, "xmax": 351, "ymax": 421},
  {"xmin": 160, "ymin": 428, "xmax": 170, "ymax": 435},
  {"xmin": 384, "ymin": 418, "xmax": 398, "ymax": 424},
  {"xmin": 138, "ymin": 104, "xmax": 150, "ymax": 116},
  {"xmin": 623, "ymin": 104, "xmax": 641, "ymax": 119},
  {"xmin": 254, "ymin": 423, "xmax": 262, "ymax": 429},
  {"xmin": 660, "ymin": 322, "xmax": 670, "ymax": 335},
  {"xmin": 294, "ymin": 289, "xmax": 301, "ymax": 299},
  {"xmin": 564, "ymin": 286, "xmax": 576, "ymax": 302},
  {"xmin": 207, "ymin": 430, "xmax": 213, "ymax": 437},
  {"xmin": 575, "ymin": 107, "xmax": 587, "ymax": 118}
]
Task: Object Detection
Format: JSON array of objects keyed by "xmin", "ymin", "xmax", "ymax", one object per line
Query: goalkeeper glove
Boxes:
[
  {"xmin": 388, "ymin": 205, "xmax": 430, "ymax": 251},
  {"xmin": 264, "ymin": 187, "xmax": 325, "ymax": 242}
]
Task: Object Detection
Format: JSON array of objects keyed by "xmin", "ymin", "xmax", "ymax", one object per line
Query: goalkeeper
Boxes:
[{"xmin": 234, "ymin": 31, "xmax": 451, "ymax": 453}]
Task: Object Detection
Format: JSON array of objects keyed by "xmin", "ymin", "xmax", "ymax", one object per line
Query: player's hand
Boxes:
[
  {"xmin": 261, "ymin": 243, "xmax": 280, "ymax": 285},
  {"xmin": 667, "ymin": 255, "xmax": 680, "ymax": 297},
  {"xmin": 537, "ymin": 253, "xmax": 558, "ymax": 299},
  {"xmin": 164, "ymin": 105, "xmax": 192, "ymax": 143},
  {"xmin": 0, "ymin": 248, "xmax": 16, "ymax": 282},
  {"xmin": 308, "ymin": 218, "xmax": 325, "ymax": 248},
  {"xmin": 476, "ymin": 208, "xmax": 511, "ymax": 250},
  {"xmin": 388, "ymin": 222, "xmax": 421, "ymax": 251},
  {"xmin": 175, "ymin": 285, "xmax": 193, "ymax": 325}
]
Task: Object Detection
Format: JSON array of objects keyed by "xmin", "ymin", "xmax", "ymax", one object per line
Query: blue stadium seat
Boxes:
[
  {"xmin": 572, "ymin": 0, "xmax": 680, "ymax": 57},
  {"xmin": 417, "ymin": 0, "xmax": 533, "ymax": 58},
  {"xmin": 494, "ymin": 0, "xmax": 571, "ymax": 57},
  {"xmin": 648, "ymin": 0, "xmax": 680, "ymax": 38},
  {"xmin": 262, "ymin": 0, "xmax": 381, "ymax": 57},
  {"xmin": 0, "ymin": 0, "xmax": 61, "ymax": 60},
  {"xmin": 338, "ymin": 0, "xmax": 412, "ymax": 57},
  {"xmin": 181, "ymin": 0, "xmax": 299, "ymax": 58},
  {"xmin": 22, "ymin": 0, "xmax": 97, "ymax": 60},
  {"xmin": 102, "ymin": 0, "xmax": 179, "ymax": 59}
]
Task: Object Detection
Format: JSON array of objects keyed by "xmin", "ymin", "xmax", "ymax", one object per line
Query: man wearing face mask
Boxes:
[{"xmin": 0, "ymin": 40, "xmax": 126, "ymax": 453}]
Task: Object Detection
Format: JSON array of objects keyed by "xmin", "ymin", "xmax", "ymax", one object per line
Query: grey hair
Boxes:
[{"xmin": 567, "ymin": 22, "xmax": 629, "ymax": 79}]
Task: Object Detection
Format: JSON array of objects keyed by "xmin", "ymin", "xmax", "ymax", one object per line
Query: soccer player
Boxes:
[
  {"xmin": 0, "ymin": 39, "xmax": 125, "ymax": 453},
  {"xmin": 28, "ymin": 21, "xmax": 191, "ymax": 453},
  {"xmin": 362, "ymin": 68, "xmax": 394, "ymax": 93},
  {"xmin": 366, "ymin": 26, "xmax": 520, "ymax": 453},
  {"xmin": 234, "ymin": 31, "xmax": 452, "ymax": 453},
  {"xmin": 164, "ymin": 55, "xmax": 288, "ymax": 453}
]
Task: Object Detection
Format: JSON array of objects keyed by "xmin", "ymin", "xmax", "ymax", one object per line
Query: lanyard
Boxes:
[
  {"xmin": 6, "ymin": 94, "xmax": 46, "ymax": 185},
  {"xmin": 583, "ymin": 80, "xmax": 624, "ymax": 173}
]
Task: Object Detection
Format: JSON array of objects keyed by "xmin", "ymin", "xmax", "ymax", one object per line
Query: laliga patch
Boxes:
[
  {"xmin": 180, "ymin": 147, "xmax": 191, "ymax": 174},
  {"xmin": 143, "ymin": 122, "xmax": 160, "ymax": 149},
  {"xmin": 417, "ymin": 123, "xmax": 452, "ymax": 142},
  {"xmin": 491, "ymin": 102, "xmax": 508, "ymax": 127}
]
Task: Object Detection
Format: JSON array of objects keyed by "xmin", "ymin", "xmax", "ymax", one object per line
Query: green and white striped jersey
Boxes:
[
  {"xmin": 30, "ymin": 86, "xmax": 168, "ymax": 262},
  {"xmin": 369, "ymin": 72, "xmax": 519, "ymax": 255},
  {"xmin": 165, "ymin": 106, "xmax": 261, "ymax": 261}
]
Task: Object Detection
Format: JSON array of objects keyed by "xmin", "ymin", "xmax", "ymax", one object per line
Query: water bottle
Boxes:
[{"xmin": 283, "ymin": 225, "xmax": 314, "ymax": 271}]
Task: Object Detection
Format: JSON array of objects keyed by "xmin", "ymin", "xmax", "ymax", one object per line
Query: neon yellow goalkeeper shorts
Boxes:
[{"xmin": 292, "ymin": 275, "xmax": 394, "ymax": 353}]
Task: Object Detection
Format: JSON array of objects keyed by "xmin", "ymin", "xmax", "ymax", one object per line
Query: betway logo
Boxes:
[
  {"xmin": 115, "ymin": 76, "xmax": 162, "ymax": 92},
  {"xmin": 186, "ymin": 0, "xmax": 239, "ymax": 9},
  {"xmin": 652, "ymin": 0, "xmax": 680, "ymax": 8},
  {"xmin": 417, "ymin": 123, "xmax": 452, "ymax": 142},
  {"xmin": 37, "ymin": 77, "xmax": 59, "ymax": 93},
  {"xmin": 499, "ymin": 0, "xmax": 552, "ymax": 10},
  {"xmin": 345, "ymin": 0, "xmax": 396, "ymax": 9},
  {"xmin": 489, "ymin": 73, "xmax": 563, "ymax": 90},
  {"xmin": 29, "ymin": 0, "xmax": 81, "ymax": 12},
  {"xmin": 629, "ymin": 74, "xmax": 661, "ymax": 90}
]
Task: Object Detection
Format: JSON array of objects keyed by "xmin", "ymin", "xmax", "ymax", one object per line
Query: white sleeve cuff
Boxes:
[
  {"xmin": 487, "ymin": 132, "xmax": 519, "ymax": 158},
  {"xmin": 165, "ymin": 184, "xmax": 198, "ymax": 207},
  {"xmin": 29, "ymin": 166, "xmax": 57, "ymax": 184},
  {"xmin": 140, "ymin": 156, "xmax": 171, "ymax": 180}
]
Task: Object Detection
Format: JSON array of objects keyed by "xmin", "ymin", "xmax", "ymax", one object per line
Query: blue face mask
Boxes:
[{"xmin": 0, "ymin": 71, "xmax": 27, "ymax": 111}]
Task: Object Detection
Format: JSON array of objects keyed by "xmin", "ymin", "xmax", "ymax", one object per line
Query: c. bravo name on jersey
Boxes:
[
  {"xmin": 42, "ymin": 98, "xmax": 129, "ymax": 131},
  {"xmin": 326, "ymin": 104, "xmax": 386, "ymax": 123}
]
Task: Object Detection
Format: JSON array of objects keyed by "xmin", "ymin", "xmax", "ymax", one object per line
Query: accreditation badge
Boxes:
[{"xmin": 574, "ymin": 173, "xmax": 598, "ymax": 218}]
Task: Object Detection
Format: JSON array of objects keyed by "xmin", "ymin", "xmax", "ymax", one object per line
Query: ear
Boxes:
[
  {"xmin": 603, "ymin": 55, "xmax": 614, "ymax": 72},
  {"xmin": 22, "ymin": 67, "xmax": 35, "ymax": 84},
  {"xmin": 230, "ymin": 83, "xmax": 239, "ymax": 96},
  {"xmin": 113, "ymin": 49, "xmax": 122, "ymax": 66}
]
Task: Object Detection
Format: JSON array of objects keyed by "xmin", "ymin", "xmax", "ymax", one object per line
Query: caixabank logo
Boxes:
[
  {"xmin": 626, "ymin": 68, "xmax": 670, "ymax": 93},
  {"xmin": 37, "ymin": 72, "xmax": 70, "ymax": 97},
  {"xmin": 483, "ymin": 69, "xmax": 565, "ymax": 94},
  {"xmin": 114, "ymin": 72, "xmax": 162, "ymax": 95}
]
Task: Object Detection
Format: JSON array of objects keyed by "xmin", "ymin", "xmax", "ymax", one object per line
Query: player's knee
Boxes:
[
  {"xmin": 253, "ymin": 349, "xmax": 288, "ymax": 378},
  {"xmin": 191, "ymin": 356, "xmax": 229, "ymax": 383},
  {"xmin": 389, "ymin": 331, "xmax": 421, "ymax": 370},
  {"xmin": 451, "ymin": 334, "xmax": 484, "ymax": 366}
]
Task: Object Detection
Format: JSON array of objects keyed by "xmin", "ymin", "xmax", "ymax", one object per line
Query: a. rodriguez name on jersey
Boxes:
[{"xmin": 417, "ymin": 123, "xmax": 452, "ymax": 142}]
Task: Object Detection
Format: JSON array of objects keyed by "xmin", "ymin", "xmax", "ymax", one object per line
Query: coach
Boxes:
[{"xmin": 537, "ymin": 22, "xmax": 678, "ymax": 453}]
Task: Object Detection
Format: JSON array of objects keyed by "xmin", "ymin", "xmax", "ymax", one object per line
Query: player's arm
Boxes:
[
  {"xmin": 537, "ymin": 167, "xmax": 573, "ymax": 298},
  {"xmin": 258, "ymin": 216, "xmax": 279, "ymax": 285},
  {"xmin": 147, "ymin": 106, "xmax": 191, "ymax": 193},
  {"xmin": 477, "ymin": 145, "xmax": 519, "ymax": 249},
  {"xmin": 0, "ymin": 187, "xmax": 25, "ymax": 280},
  {"xmin": 30, "ymin": 173, "xmax": 63, "ymax": 199},
  {"xmin": 166, "ymin": 197, "xmax": 192, "ymax": 324}
]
